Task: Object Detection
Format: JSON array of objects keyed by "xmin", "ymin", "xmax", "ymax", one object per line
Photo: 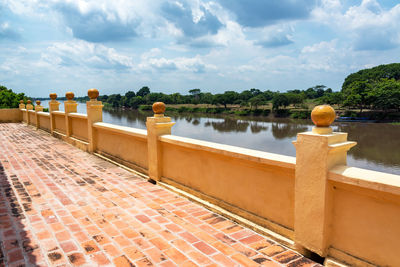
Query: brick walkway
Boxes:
[{"xmin": 0, "ymin": 123, "xmax": 319, "ymax": 267}]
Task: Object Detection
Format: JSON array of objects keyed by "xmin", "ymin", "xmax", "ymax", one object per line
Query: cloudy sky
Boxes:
[{"xmin": 1, "ymin": 0, "xmax": 400, "ymax": 97}]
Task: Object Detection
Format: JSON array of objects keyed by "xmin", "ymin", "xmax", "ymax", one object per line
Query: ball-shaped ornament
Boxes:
[
  {"xmin": 88, "ymin": 88, "xmax": 99, "ymax": 100},
  {"xmin": 152, "ymin": 102, "xmax": 166, "ymax": 114},
  {"xmin": 311, "ymin": 105, "xmax": 336, "ymax": 127}
]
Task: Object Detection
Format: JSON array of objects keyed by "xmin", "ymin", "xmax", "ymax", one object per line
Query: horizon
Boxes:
[{"xmin": 1, "ymin": 0, "xmax": 400, "ymax": 97}]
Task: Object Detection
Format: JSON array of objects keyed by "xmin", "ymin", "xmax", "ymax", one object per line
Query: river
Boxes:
[{"xmin": 40, "ymin": 100, "xmax": 400, "ymax": 175}]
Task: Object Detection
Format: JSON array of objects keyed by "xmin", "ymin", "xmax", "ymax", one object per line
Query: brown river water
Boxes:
[{"xmin": 41, "ymin": 101, "xmax": 400, "ymax": 175}]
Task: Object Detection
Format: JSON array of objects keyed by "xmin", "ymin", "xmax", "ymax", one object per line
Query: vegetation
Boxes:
[
  {"xmin": 3, "ymin": 63, "xmax": 400, "ymax": 120},
  {"xmin": 72, "ymin": 64, "xmax": 398, "ymax": 117},
  {"xmin": 0, "ymin": 85, "xmax": 27, "ymax": 109}
]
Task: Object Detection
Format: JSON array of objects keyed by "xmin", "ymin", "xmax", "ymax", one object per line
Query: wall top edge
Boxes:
[
  {"xmin": 52, "ymin": 111, "xmax": 65, "ymax": 115},
  {"xmin": 160, "ymin": 134, "xmax": 296, "ymax": 169},
  {"xmin": 37, "ymin": 112, "xmax": 50, "ymax": 117},
  {"xmin": 68, "ymin": 113, "xmax": 87, "ymax": 119},
  {"xmin": 329, "ymin": 165, "xmax": 400, "ymax": 195},
  {"xmin": 93, "ymin": 122, "xmax": 147, "ymax": 139}
]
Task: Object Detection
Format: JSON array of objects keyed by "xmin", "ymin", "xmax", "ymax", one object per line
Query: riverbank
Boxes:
[{"xmin": 103, "ymin": 103, "xmax": 400, "ymax": 122}]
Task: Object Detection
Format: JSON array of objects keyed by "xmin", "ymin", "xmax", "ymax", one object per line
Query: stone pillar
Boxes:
[
  {"xmin": 26, "ymin": 100, "xmax": 33, "ymax": 124},
  {"xmin": 19, "ymin": 100, "xmax": 25, "ymax": 110},
  {"xmin": 86, "ymin": 89, "xmax": 103, "ymax": 152},
  {"xmin": 49, "ymin": 93, "xmax": 60, "ymax": 134},
  {"xmin": 146, "ymin": 102, "xmax": 175, "ymax": 182},
  {"xmin": 292, "ymin": 105, "xmax": 356, "ymax": 256},
  {"xmin": 19, "ymin": 100, "xmax": 26, "ymax": 123},
  {"xmin": 64, "ymin": 92, "xmax": 78, "ymax": 138},
  {"xmin": 35, "ymin": 100, "xmax": 44, "ymax": 129}
]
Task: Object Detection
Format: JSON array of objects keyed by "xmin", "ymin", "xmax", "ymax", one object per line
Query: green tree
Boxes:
[
  {"xmin": 0, "ymin": 85, "xmax": 27, "ymax": 108},
  {"xmin": 342, "ymin": 81, "xmax": 372, "ymax": 112},
  {"xmin": 137, "ymin": 86, "xmax": 150, "ymax": 97},
  {"xmin": 249, "ymin": 95, "xmax": 264, "ymax": 110},
  {"xmin": 369, "ymin": 79, "xmax": 400, "ymax": 111},
  {"xmin": 342, "ymin": 63, "xmax": 400, "ymax": 93},
  {"xmin": 125, "ymin": 91, "xmax": 136, "ymax": 99},
  {"xmin": 129, "ymin": 96, "xmax": 143, "ymax": 109},
  {"xmin": 286, "ymin": 93, "xmax": 304, "ymax": 107},
  {"xmin": 272, "ymin": 93, "xmax": 289, "ymax": 110}
]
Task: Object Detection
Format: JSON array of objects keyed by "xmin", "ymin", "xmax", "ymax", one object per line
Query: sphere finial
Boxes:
[
  {"xmin": 311, "ymin": 105, "xmax": 336, "ymax": 128},
  {"xmin": 36, "ymin": 100, "xmax": 41, "ymax": 105},
  {"xmin": 65, "ymin": 92, "xmax": 74, "ymax": 100},
  {"xmin": 152, "ymin": 102, "xmax": 166, "ymax": 115},
  {"xmin": 49, "ymin": 93, "xmax": 57, "ymax": 100},
  {"xmin": 27, "ymin": 100, "xmax": 32, "ymax": 104},
  {"xmin": 88, "ymin": 88, "xmax": 99, "ymax": 100},
  {"xmin": 20, "ymin": 100, "xmax": 24, "ymax": 104}
]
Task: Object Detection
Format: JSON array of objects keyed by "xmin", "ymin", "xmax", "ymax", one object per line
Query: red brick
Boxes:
[
  {"xmin": 60, "ymin": 241, "xmax": 78, "ymax": 253},
  {"xmin": 81, "ymin": 240, "xmax": 100, "ymax": 254},
  {"xmin": 113, "ymin": 255, "xmax": 134, "ymax": 267},
  {"xmin": 239, "ymin": 234, "xmax": 264, "ymax": 245},
  {"xmin": 68, "ymin": 252, "xmax": 86, "ymax": 266},
  {"xmin": 193, "ymin": 241, "xmax": 217, "ymax": 255},
  {"xmin": 164, "ymin": 247, "xmax": 188, "ymax": 265},
  {"xmin": 91, "ymin": 252, "xmax": 111, "ymax": 266}
]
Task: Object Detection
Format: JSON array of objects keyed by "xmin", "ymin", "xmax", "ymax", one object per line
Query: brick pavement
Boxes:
[{"xmin": 0, "ymin": 123, "xmax": 320, "ymax": 266}]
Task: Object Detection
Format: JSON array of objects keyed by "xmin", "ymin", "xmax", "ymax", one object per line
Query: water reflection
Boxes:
[
  {"xmin": 271, "ymin": 122, "xmax": 308, "ymax": 140},
  {"xmin": 336, "ymin": 123, "xmax": 400, "ymax": 169},
  {"xmin": 38, "ymin": 100, "xmax": 400, "ymax": 175}
]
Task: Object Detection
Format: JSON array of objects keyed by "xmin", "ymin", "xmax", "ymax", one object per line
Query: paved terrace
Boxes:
[{"xmin": 0, "ymin": 123, "xmax": 319, "ymax": 267}]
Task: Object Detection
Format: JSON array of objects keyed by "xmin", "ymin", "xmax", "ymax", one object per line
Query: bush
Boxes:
[
  {"xmin": 138, "ymin": 105, "xmax": 152, "ymax": 111},
  {"xmin": 290, "ymin": 110, "xmax": 310, "ymax": 119}
]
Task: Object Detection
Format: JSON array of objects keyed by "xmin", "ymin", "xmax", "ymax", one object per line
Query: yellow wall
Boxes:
[
  {"xmin": 28, "ymin": 110, "xmax": 36, "ymax": 126},
  {"xmin": 94, "ymin": 123, "xmax": 148, "ymax": 172},
  {"xmin": 53, "ymin": 112, "xmax": 66, "ymax": 134},
  {"xmin": 38, "ymin": 113, "xmax": 51, "ymax": 132},
  {"xmin": 70, "ymin": 116, "xmax": 88, "ymax": 141},
  {"xmin": 160, "ymin": 135, "xmax": 295, "ymax": 237},
  {"xmin": 0, "ymin": 109, "xmax": 22, "ymax": 122},
  {"xmin": 327, "ymin": 166, "xmax": 400, "ymax": 266}
]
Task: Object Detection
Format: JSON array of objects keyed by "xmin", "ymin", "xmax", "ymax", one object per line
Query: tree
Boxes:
[
  {"xmin": 286, "ymin": 93, "xmax": 304, "ymax": 107},
  {"xmin": 137, "ymin": 86, "xmax": 150, "ymax": 97},
  {"xmin": 125, "ymin": 91, "xmax": 136, "ymax": 99},
  {"xmin": 215, "ymin": 91, "xmax": 239, "ymax": 108},
  {"xmin": 369, "ymin": 79, "xmax": 400, "ymax": 111},
  {"xmin": 342, "ymin": 81, "xmax": 372, "ymax": 112},
  {"xmin": 189, "ymin": 89, "xmax": 201, "ymax": 104},
  {"xmin": 129, "ymin": 96, "xmax": 143, "ymax": 109},
  {"xmin": 272, "ymin": 93, "xmax": 289, "ymax": 110},
  {"xmin": 249, "ymin": 95, "xmax": 264, "ymax": 110},
  {"xmin": 342, "ymin": 63, "xmax": 400, "ymax": 93},
  {"xmin": 0, "ymin": 85, "xmax": 27, "ymax": 108},
  {"xmin": 318, "ymin": 92, "xmax": 344, "ymax": 106}
]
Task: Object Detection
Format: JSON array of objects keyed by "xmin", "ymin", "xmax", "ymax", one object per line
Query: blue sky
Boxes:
[{"xmin": 1, "ymin": 0, "xmax": 400, "ymax": 97}]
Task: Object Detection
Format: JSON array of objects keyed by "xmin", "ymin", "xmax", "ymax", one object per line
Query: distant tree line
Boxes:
[
  {"xmin": 78, "ymin": 85, "xmax": 337, "ymax": 111},
  {"xmin": 70, "ymin": 64, "xmax": 399, "ymax": 113},
  {"xmin": 3, "ymin": 63, "xmax": 400, "ymax": 113}
]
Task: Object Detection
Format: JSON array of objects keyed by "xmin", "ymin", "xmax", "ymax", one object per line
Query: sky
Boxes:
[{"xmin": 1, "ymin": 0, "xmax": 400, "ymax": 97}]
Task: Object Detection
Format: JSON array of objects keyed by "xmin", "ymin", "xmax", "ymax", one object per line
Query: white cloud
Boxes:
[
  {"xmin": 312, "ymin": 0, "xmax": 400, "ymax": 51},
  {"xmin": 40, "ymin": 40, "xmax": 134, "ymax": 69}
]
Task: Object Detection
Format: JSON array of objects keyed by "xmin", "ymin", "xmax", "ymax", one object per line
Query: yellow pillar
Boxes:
[
  {"xmin": 19, "ymin": 100, "xmax": 25, "ymax": 110},
  {"xmin": 64, "ymin": 92, "xmax": 78, "ymax": 138},
  {"xmin": 19, "ymin": 100, "xmax": 26, "ymax": 123},
  {"xmin": 49, "ymin": 93, "xmax": 60, "ymax": 134},
  {"xmin": 26, "ymin": 100, "xmax": 33, "ymax": 125},
  {"xmin": 86, "ymin": 89, "xmax": 103, "ymax": 152},
  {"xmin": 292, "ymin": 105, "xmax": 356, "ymax": 256},
  {"xmin": 35, "ymin": 100, "xmax": 44, "ymax": 129},
  {"xmin": 146, "ymin": 102, "xmax": 175, "ymax": 182}
]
